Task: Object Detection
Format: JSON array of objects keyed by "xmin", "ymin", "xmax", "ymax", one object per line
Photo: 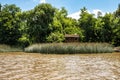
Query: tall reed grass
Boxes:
[
  {"xmin": 0, "ymin": 44, "xmax": 22, "ymax": 52},
  {"xmin": 25, "ymin": 43, "xmax": 114, "ymax": 54}
]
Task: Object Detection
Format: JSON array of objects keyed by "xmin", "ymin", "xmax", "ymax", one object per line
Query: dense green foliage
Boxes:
[
  {"xmin": 0, "ymin": 3, "xmax": 120, "ymax": 46},
  {"xmin": 0, "ymin": 4, "xmax": 22, "ymax": 45},
  {"xmin": 25, "ymin": 43, "xmax": 113, "ymax": 53},
  {"xmin": 26, "ymin": 4, "xmax": 55, "ymax": 43},
  {"xmin": 78, "ymin": 7, "xmax": 96, "ymax": 42}
]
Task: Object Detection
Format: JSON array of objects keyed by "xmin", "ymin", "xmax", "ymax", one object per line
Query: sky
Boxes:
[{"xmin": 0, "ymin": 0, "xmax": 120, "ymax": 19}]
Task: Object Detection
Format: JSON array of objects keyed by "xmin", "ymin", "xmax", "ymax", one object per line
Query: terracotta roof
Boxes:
[{"xmin": 65, "ymin": 34, "xmax": 79, "ymax": 37}]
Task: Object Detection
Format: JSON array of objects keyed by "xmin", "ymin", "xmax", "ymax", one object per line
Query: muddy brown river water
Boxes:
[{"xmin": 0, "ymin": 52, "xmax": 120, "ymax": 80}]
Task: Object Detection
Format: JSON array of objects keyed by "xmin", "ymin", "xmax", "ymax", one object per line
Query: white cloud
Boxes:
[
  {"xmin": 40, "ymin": 0, "xmax": 46, "ymax": 3},
  {"xmin": 68, "ymin": 9, "xmax": 105, "ymax": 20},
  {"xmin": 92, "ymin": 9, "xmax": 105, "ymax": 18},
  {"xmin": 67, "ymin": 11, "xmax": 81, "ymax": 20}
]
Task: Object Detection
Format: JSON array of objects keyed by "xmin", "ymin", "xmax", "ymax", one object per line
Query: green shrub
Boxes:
[
  {"xmin": 25, "ymin": 43, "xmax": 114, "ymax": 54},
  {"xmin": 18, "ymin": 34, "xmax": 30, "ymax": 48},
  {"xmin": 46, "ymin": 32, "xmax": 65, "ymax": 43}
]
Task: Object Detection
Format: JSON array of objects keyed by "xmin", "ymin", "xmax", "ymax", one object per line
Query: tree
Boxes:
[
  {"xmin": 0, "ymin": 3, "xmax": 2, "ymax": 12},
  {"xmin": 48, "ymin": 8, "xmax": 83, "ymax": 42},
  {"xmin": 93, "ymin": 17, "xmax": 105, "ymax": 42},
  {"xmin": 101, "ymin": 13, "xmax": 115, "ymax": 42},
  {"xmin": 0, "ymin": 4, "xmax": 22, "ymax": 45},
  {"xmin": 17, "ymin": 11, "xmax": 30, "ymax": 47},
  {"xmin": 112, "ymin": 17, "xmax": 120, "ymax": 46},
  {"xmin": 47, "ymin": 32, "xmax": 64, "ymax": 43},
  {"xmin": 26, "ymin": 3, "xmax": 55, "ymax": 43},
  {"xmin": 113, "ymin": 4, "xmax": 120, "ymax": 46},
  {"xmin": 114, "ymin": 4, "xmax": 120, "ymax": 17},
  {"xmin": 63, "ymin": 18, "xmax": 83, "ymax": 36},
  {"xmin": 97, "ymin": 11, "xmax": 102, "ymax": 18},
  {"xmin": 49, "ymin": 7, "xmax": 68, "ymax": 33},
  {"xmin": 78, "ymin": 7, "xmax": 96, "ymax": 42}
]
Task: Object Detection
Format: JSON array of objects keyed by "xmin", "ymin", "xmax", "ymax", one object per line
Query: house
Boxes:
[{"xmin": 64, "ymin": 34, "xmax": 79, "ymax": 42}]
